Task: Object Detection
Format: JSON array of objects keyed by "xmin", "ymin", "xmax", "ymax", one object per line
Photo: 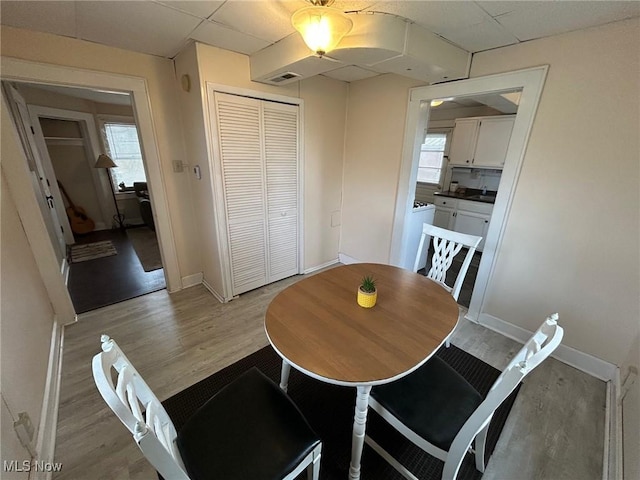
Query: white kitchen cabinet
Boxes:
[
  {"xmin": 453, "ymin": 200, "xmax": 493, "ymax": 252},
  {"xmin": 212, "ymin": 92, "xmax": 300, "ymax": 297},
  {"xmin": 448, "ymin": 116, "xmax": 515, "ymax": 168},
  {"xmin": 433, "ymin": 197, "xmax": 457, "ymax": 229},
  {"xmin": 448, "ymin": 119, "xmax": 478, "ymax": 166},
  {"xmin": 473, "ymin": 116, "xmax": 515, "ymax": 167}
]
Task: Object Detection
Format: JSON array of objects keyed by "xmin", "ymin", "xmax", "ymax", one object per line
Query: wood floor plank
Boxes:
[{"xmin": 53, "ymin": 275, "xmax": 605, "ymax": 480}]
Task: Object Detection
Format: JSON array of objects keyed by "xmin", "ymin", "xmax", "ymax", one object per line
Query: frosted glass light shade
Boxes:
[{"xmin": 292, "ymin": 6, "xmax": 353, "ymax": 57}]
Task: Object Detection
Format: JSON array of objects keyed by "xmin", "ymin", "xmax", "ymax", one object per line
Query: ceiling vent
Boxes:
[
  {"xmin": 265, "ymin": 71, "xmax": 302, "ymax": 85},
  {"xmin": 250, "ymin": 13, "xmax": 471, "ymax": 86}
]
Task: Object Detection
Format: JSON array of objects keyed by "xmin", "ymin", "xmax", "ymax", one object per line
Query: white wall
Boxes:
[
  {"xmin": 1, "ymin": 172, "xmax": 56, "ymax": 472},
  {"xmin": 299, "ymin": 75, "xmax": 347, "ymax": 269},
  {"xmin": 174, "ymin": 42, "xmax": 348, "ymax": 297},
  {"xmin": 338, "ymin": 18, "xmax": 639, "ymax": 367},
  {"xmin": 341, "ymin": 74, "xmax": 425, "ymax": 262},
  {"xmin": 469, "ymin": 18, "xmax": 640, "ymax": 366}
]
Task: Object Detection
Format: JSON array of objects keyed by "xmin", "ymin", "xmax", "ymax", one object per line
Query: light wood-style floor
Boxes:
[{"xmin": 54, "ymin": 272, "xmax": 606, "ymax": 480}]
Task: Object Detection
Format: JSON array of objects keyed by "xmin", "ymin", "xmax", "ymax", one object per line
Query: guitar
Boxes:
[{"xmin": 57, "ymin": 181, "xmax": 95, "ymax": 235}]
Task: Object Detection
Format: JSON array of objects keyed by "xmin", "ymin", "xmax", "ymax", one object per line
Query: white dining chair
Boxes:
[
  {"xmin": 413, "ymin": 223, "xmax": 482, "ymax": 302},
  {"xmin": 92, "ymin": 335, "xmax": 322, "ymax": 480},
  {"xmin": 366, "ymin": 314, "xmax": 563, "ymax": 480},
  {"xmin": 413, "ymin": 223, "xmax": 482, "ymax": 347}
]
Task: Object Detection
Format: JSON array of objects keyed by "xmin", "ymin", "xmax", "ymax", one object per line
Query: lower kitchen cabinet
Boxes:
[{"xmin": 434, "ymin": 197, "xmax": 493, "ymax": 252}]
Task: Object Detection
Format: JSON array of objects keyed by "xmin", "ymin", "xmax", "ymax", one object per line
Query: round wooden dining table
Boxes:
[{"xmin": 265, "ymin": 263, "xmax": 459, "ymax": 480}]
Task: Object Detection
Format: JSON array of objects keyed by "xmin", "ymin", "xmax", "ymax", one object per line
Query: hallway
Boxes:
[{"xmin": 67, "ymin": 228, "xmax": 165, "ymax": 313}]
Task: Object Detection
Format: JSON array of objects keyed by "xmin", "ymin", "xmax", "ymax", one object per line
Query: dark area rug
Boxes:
[
  {"xmin": 163, "ymin": 345, "xmax": 520, "ymax": 480},
  {"xmin": 126, "ymin": 226, "xmax": 162, "ymax": 272}
]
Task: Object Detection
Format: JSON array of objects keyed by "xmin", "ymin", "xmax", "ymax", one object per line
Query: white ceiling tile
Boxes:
[
  {"xmin": 476, "ymin": 1, "xmax": 528, "ymax": 18},
  {"xmin": 322, "ymin": 65, "xmax": 380, "ymax": 82},
  {"xmin": 190, "ymin": 20, "xmax": 270, "ymax": 55},
  {"xmin": 492, "ymin": 1, "xmax": 640, "ymax": 41},
  {"xmin": 438, "ymin": 19, "xmax": 520, "ymax": 52},
  {"xmin": 363, "ymin": 1, "xmax": 492, "ymax": 33},
  {"xmin": 210, "ymin": 0, "xmax": 298, "ymax": 42},
  {"xmin": 76, "ymin": 1, "xmax": 202, "ymax": 57},
  {"xmin": 0, "ymin": 1, "xmax": 77, "ymax": 38},
  {"xmin": 155, "ymin": 1, "xmax": 226, "ymax": 19}
]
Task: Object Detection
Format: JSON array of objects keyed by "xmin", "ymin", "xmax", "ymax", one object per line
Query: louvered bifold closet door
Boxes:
[
  {"xmin": 263, "ymin": 102, "xmax": 299, "ymax": 283},
  {"xmin": 214, "ymin": 93, "xmax": 267, "ymax": 295}
]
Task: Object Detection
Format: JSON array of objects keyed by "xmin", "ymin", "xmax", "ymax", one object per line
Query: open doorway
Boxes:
[
  {"xmin": 411, "ymin": 90, "xmax": 522, "ymax": 307},
  {"xmin": 3, "ymin": 80, "xmax": 165, "ymax": 313},
  {"xmin": 390, "ymin": 67, "xmax": 547, "ymax": 322}
]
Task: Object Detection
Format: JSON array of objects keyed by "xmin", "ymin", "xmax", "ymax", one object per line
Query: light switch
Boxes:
[{"xmin": 193, "ymin": 165, "xmax": 201, "ymax": 180}]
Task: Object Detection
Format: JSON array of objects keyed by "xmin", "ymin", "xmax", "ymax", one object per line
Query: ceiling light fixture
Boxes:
[
  {"xmin": 291, "ymin": 0, "xmax": 353, "ymax": 57},
  {"xmin": 430, "ymin": 97, "xmax": 454, "ymax": 107}
]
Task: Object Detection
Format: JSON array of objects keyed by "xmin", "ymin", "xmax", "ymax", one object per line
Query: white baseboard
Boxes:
[
  {"xmin": 477, "ymin": 312, "xmax": 617, "ymax": 381},
  {"xmin": 338, "ymin": 253, "xmax": 360, "ymax": 265},
  {"xmin": 33, "ymin": 319, "xmax": 64, "ymax": 480},
  {"xmin": 181, "ymin": 273, "xmax": 203, "ymax": 289},
  {"xmin": 303, "ymin": 259, "xmax": 339, "ymax": 274},
  {"xmin": 202, "ymin": 279, "xmax": 227, "ymax": 303}
]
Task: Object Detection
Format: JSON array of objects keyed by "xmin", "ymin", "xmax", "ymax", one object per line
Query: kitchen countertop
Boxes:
[{"xmin": 434, "ymin": 188, "xmax": 497, "ymax": 204}]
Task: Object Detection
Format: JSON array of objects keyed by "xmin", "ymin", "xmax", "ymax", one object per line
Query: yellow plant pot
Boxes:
[{"xmin": 357, "ymin": 288, "xmax": 377, "ymax": 308}]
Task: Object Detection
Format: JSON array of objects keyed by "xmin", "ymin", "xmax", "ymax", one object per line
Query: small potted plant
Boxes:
[{"xmin": 357, "ymin": 275, "xmax": 377, "ymax": 308}]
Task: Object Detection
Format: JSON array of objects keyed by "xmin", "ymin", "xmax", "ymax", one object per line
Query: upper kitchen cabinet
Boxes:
[{"xmin": 448, "ymin": 115, "xmax": 515, "ymax": 168}]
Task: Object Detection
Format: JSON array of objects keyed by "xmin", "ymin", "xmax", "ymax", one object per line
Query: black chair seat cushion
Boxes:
[
  {"xmin": 371, "ymin": 356, "xmax": 482, "ymax": 451},
  {"xmin": 176, "ymin": 367, "xmax": 320, "ymax": 480}
]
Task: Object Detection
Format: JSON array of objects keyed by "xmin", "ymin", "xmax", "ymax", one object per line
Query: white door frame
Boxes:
[
  {"xmin": 389, "ymin": 66, "xmax": 548, "ymax": 322},
  {"xmin": 28, "ymin": 105, "xmax": 113, "ymax": 232},
  {"xmin": 1, "ymin": 57, "xmax": 182, "ymax": 309}
]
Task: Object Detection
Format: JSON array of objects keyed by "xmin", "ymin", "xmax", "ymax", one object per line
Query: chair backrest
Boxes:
[
  {"xmin": 413, "ymin": 223, "xmax": 482, "ymax": 300},
  {"xmin": 92, "ymin": 335, "xmax": 190, "ymax": 480},
  {"xmin": 444, "ymin": 314, "xmax": 564, "ymax": 479}
]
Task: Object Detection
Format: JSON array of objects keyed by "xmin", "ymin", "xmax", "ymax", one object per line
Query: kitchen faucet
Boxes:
[{"xmin": 482, "ymin": 185, "xmax": 487, "ymax": 195}]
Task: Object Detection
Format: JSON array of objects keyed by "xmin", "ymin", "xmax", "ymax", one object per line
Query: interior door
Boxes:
[
  {"xmin": 2, "ymin": 83, "xmax": 67, "ymax": 262},
  {"xmin": 263, "ymin": 101, "xmax": 299, "ymax": 283},
  {"xmin": 214, "ymin": 92, "xmax": 268, "ymax": 295}
]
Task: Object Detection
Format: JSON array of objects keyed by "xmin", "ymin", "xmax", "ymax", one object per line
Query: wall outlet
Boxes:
[{"xmin": 14, "ymin": 412, "xmax": 36, "ymax": 456}]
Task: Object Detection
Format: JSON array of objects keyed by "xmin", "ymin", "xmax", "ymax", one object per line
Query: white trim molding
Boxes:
[
  {"xmin": 475, "ymin": 312, "xmax": 617, "ymax": 381},
  {"xmin": 338, "ymin": 253, "xmax": 360, "ymax": 265},
  {"xmin": 181, "ymin": 272, "xmax": 203, "ymax": 289},
  {"xmin": 33, "ymin": 319, "xmax": 64, "ymax": 480},
  {"xmin": 303, "ymin": 259, "xmax": 339, "ymax": 274},
  {"xmin": 202, "ymin": 278, "xmax": 227, "ymax": 304}
]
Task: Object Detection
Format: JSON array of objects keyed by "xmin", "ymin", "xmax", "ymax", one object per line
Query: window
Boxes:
[
  {"xmin": 417, "ymin": 131, "xmax": 448, "ymax": 185},
  {"xmin": 102, "ymin": 121, "xmax": 146, "ymax": 190}
]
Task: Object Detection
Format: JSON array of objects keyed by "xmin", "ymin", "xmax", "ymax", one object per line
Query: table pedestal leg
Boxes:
[
  {"xmin": 349, "ymin": 385, "xmax": 372, "ymax": 480},
  {"xmin": 279, "ymin": 360, "xmax": 291, "ymax": 392}
]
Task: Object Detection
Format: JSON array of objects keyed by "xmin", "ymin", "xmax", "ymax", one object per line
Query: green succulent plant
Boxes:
[{"xmin": 359, "ymin": 275, "xmax": 377, "ymax": 293}]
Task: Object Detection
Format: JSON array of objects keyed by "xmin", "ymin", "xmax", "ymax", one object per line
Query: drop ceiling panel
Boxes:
[
  {"xmin": 191, "ymin": 21, "xmax": 270, "ymax": 55},
  {"xmin": 437, "ymin": 19, "xmax": 520, "ymax": 53},
  {"xmin": 364, "ymin": 1, "xmax": 491, "ymax": 33},
  {"xmin": 0, "ymin": 1, "xmax": 76, "ymax": 38},
  {"xmin": 155, "ymin": 1, "xmax": 225, "ymax": 19},
  {"xmin": 490, "ymin": 1, "xmax": 640, "ymax": 41},
  {"xmin": 76, "ymin": 1, "xmax": 202, "ymax": 57},
  {"xmin": 322, "ymin": 65, "xmax": 380, "ymax": 82},
  {"xmin": 210, "ymin": 0, "xmax": 298, "ymax": 42}
]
